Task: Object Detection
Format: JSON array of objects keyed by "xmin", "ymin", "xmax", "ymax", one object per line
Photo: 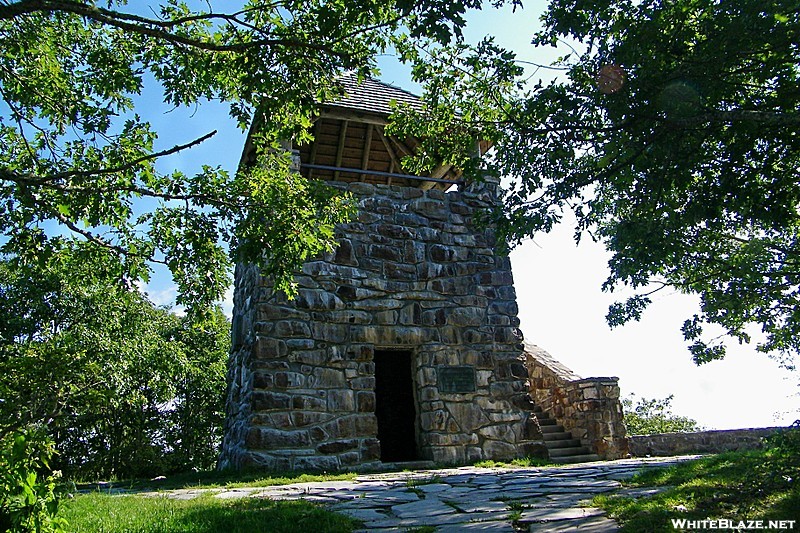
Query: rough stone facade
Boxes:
[
  {"xmin": 219, "ymin": 176, "xmax": 547, "ymax": 471},
  {"xmin": 628, "ymin": 427, "xmax": 784, "ymax": 457},
  {"xmin": 525, "ymin": 345, "xmax": 629, "ymax": 460}
]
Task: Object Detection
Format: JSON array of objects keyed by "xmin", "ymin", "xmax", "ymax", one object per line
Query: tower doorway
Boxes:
[{"xmin": 374, "ymin": 349, "xmax": 419, "ymax": 462}]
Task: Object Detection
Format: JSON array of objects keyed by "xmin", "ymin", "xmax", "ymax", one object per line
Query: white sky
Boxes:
[{"xmin": 142, "ymin": 0, "xmax": 799, "ymax": 430}]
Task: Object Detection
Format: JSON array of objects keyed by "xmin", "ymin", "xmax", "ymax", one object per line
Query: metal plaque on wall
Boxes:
[{"xmin": 438, "ymin": 366, "xmax": 476, "ymax": 393}]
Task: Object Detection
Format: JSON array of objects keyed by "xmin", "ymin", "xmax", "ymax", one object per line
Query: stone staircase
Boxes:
[{"xmin": 533, "ymin": 407, "xmax": 601, "ymax": 464}]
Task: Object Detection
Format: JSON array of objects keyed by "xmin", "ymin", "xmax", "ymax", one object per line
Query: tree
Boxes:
[
  {"xmin": 0, "ymin": 241, "xmax": 230, "ymax": 478},
  {"xmin": 622, "ymin": 394, "xmax": 700, "ymax": 435},
  {"xmin": 393, "ymin": 0, "xmax": 800, "ymax": 366},
  {"xmin": 164, "ymin": 307, "xmax": 230, "ymax": 472},
  {"xmin": 0, "ymin": 0, "xmax": 499, "ymax": 311}
]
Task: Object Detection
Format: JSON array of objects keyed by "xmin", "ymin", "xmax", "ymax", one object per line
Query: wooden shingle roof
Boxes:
[{"xmin": 327, "ymin": 75, "xmax": 425, "ymax": 117}]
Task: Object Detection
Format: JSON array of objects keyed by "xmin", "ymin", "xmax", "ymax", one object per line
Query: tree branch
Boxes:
[{"xmin": 0, "ymin": 0, "xmax": 352, "ymax": 57}]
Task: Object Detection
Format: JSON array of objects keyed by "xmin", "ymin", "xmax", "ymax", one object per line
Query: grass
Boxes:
[
  {"xmin": 472, "ymin": 456, "xmax": 552, "ymax": 468},
  {"xmin": 61, "ymin": 492, "xmax": 360, "ymax": 533},
  {"xmin": 593, "ymin": 446, "xmax": 800, "ymax": 532},
  {"xmin": 76, "ymin": 469, "xmax": 359, "ymax": 492},
  {"xmin": 405, "ymin": 474, "xmax": 442, "ymax": 487}
]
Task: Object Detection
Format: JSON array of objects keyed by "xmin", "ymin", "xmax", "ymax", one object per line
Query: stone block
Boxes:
[
  {"xmin": 447, "ymin": 403, "xmax": 490, "ymax": 431},
  {"xmin": 295, "ymin": 290, "xmax": 344, "ymax": 310},
  {"xmin": 374, "ymin": 310, "xmax": 398, "ymax": 324},
  {"xmin": 254, "ymin": 337, "xmax": 287, "ymax": 359},
  {"xmin": 333, "ymin": 238, "xmax": 358, "ymax": 266},
  {"xmin": 292, "ymin": 350, "xmax": 327, "ymax": 365},
  {"xmin": 246, "ymin": 428, "xmax": 310, "ymax": 449},
  {"xmin": 479, "ymin": 424, "xmax": 516, "ymax": 442},
  {"xmin": 357, "ymin": 391, "xmax": 375, "ymax": 412},
  {"xmin": 274, "ymin": 371, "xmax": 305, "ymax": 388},
  {"xmin": 251, "ymin": 391, "xmax": 291, "ymax": 411},
  {"xmin": 416, "ymin": 366, "xmax": 437, "ymax": 387},
  {"xmin": 354, "ymin": 414, "xmax": 378, "ymax": 434},
  {"xmin": 292, "ymin": 393, "xmax": 327, "ymax": 411},
  {"xmin": 413, "ymin": 199, "xmax": 449, "ymax": 221},
  {"xmin": 312, "ymin": 368, "xmax": 347, "ymax": 389},
  {"xmin": 399, "ymin": 303, "xmax": 423, "ymax": 325},
  {"xmin": 327, "ymin": 390, "xmax": 355, "ymax": 411},
  {"xmin": 317, "ymin": 439, "xmax": 360, "ymax": 454},
  {"xmin": 338, "ymin": 450, "xmax": 362, "ymax": 466},
  {"xmin": 274, "ymin": 320, "xmax": 312, "ymax": 338},
  {"xmin": 482, "ymin": 439, "xmax": 516, "ymax": 460},
  {"xmin": 430, "ymin": 445, "xmax": 465, "ymax": 464},
  {"xmin": 370, "ymin": 244, "xmax": 403, "ymax": 262},
  {"xmin": 257, "ymin": 304, "xmax": 309, "ymax": 321},
  {"xmin": 292, "ymin": 411, "xmax": 333, "ymax": 428},
  {"xmin": 420, "ymin": 410, "xmax": 449, "ymax": 431},
  {"xmin": 269, "ymin": 412, "xmax": 293, "ymax": 429},
  {"xmin": 293, "ymin": 455, "xmax": 340, "ymax": 471},
  {"xmin": 350, "ymin": 377, "xmax": 375, "ymax": 390},
  {"xmin": 517, "ymin": 442, "xmax": 548, "ymax": 459},
  {"xmin": 362, "ymin": 438, "xmax": 381, "ymax": 460},
  {"xmin": 285, "ymin": 339, "xmax": 315, "ymax": 350},
  {"xmin": 252, "ymin": 371, "xmax": 274, "ymax": 389},
  {"xmin": 384, "ymin": 262, "xmax": 417, "ymax": 280},
  {"xmin": 311, "ymin": 323, "xmax": 349, "ymax": 343}
]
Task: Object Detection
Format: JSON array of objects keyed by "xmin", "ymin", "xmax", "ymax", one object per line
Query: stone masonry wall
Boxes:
[
  {"xmin": 629, "ymin": 427, "xmax": 784, "ymax": 457},
  {"xmin": 219, "ymin": 178, "xmax": 546, "ymax": 471},
  {"xmin": 525, "ymin": 344, "xmax": 629, "ymax": 460}
]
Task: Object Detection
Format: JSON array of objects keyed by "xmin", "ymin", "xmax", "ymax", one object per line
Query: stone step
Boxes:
[
  {"xmin": 544, "ymin": 438, "xmax": 583, "ymax": 449},
  {"xmin": 547, "ymin": 446, "xmax": 593, "ymax": 458},
  {"xmin": 550, "ymin": 454, "xmax": 602, "ymax": 464},
  {"xmin": 542, "ymin": 431, "xmax": 574, "ymax": 442},
  {"xmin": 536, "ymin": 417, "xmax": 559, "ymax": 426},
  {"xmin": 539, "ymin": 424, "xmax": 567, "ymax": 434}
]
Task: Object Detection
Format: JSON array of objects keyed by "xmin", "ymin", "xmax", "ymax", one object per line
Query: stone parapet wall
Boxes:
[
  {"xmin": 525, "ymin": 344, "xmax": 629, "ymax": 459},
  {"xmin": 219, "ymin": 180, "xmax": 546, "ymax": 471},
  {"xmin": 629, "ymin": 427, "xmax": 784, "ymax": 457}
]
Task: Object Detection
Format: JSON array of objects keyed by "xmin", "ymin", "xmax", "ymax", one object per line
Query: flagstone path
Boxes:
[{"xmin": 145, "ymin": 455, "xmax": 700, "ymax": 531}]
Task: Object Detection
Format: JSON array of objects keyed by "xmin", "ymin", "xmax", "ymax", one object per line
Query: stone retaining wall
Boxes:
[
  {"xmin": 628, "ymin": 427, "xmax": 784, "ymax": 457},
  {"xmin": 525, "ymin": 344, "xmax": 629, "ymax": 459}
]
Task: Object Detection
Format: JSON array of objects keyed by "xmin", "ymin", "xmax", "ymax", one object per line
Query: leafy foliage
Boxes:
[
  {"xmin": 0, "ymin": 241, "xmax": 229, "ymax": 479},
  {"xmin": 393, "ymin": 0, "xmax": 800, "ymax": 366},
  {"xmin": 0, "ymin": 0, "xmax": 510, "ymax": 310},
  {"xmin": 0, "ymin": 429, "xmax": 67, "ymax": 533},
  {"xmin": 622, "ymin": 394, "xmax": 700, "ymax": 435}
]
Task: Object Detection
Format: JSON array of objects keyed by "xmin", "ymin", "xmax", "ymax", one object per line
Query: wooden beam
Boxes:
[
  {"xmin": 376, "ymin": 126, "xmax": 402, "ymax": 175},
  {"xmin": 319, "ymin": 108, "xmax": 389, "ymax": 125},
  {"xmin": 308, "ymin": 119, "xmax": 323, "ymax": 179},
  {"xmin": 420, "ymin": 164, "xmax": 454, "ymax": 190},
  {"xmin": 360, "ymin": 124, "xmax": 373, "ymax": 182},
  {"xmin": 388, "ymin": 135, "xmax": 414, "ymax": 157},
  {"xmin": 333, "ymin": 120, "xmax": 348, "ymax": 181}
]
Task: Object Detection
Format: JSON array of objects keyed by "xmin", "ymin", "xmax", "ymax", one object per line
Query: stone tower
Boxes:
[{"xmin": 219, "ymin": 77, "xmax": 624, "ymax": 471}]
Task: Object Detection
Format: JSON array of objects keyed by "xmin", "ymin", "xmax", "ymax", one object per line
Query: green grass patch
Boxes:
[
  {"xmin": 473, "ymin": 456, "xmax": 552, "ymax": 468},
  {"xmin": 76, "ymin": 469, "xmax": 359, "ymax": 492},
  {"xmin": 61, "ymin": 492, "xmax": 360, "ymax": 533},
  {"xmin": 593, "ymin": 445, "xmax": 800, "ymax": 532},
  {"xmin": 405, "ymin": 474, "xmax": 442, "ymax": 487}
]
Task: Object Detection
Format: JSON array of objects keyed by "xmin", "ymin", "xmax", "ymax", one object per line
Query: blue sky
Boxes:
[{"xmin": 138, "ymin": 1, "xmax": 799, "ymax": 429}]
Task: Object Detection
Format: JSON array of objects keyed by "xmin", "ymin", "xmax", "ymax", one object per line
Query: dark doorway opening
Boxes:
[{"xmin": 374, "ymin": 350, "xmax": 419, "ymax": 462}]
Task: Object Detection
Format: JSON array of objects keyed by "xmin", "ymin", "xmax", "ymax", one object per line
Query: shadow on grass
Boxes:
[{"xmin": 62, "ymin": 493, "xmax": 360, "ymax": 533}]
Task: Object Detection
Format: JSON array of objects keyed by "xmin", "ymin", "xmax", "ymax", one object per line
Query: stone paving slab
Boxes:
[
  {"xmin": 391, "ymin": 498, "xmax": 459, "ymax": 518},
  {"xmin": 526, "ymin": 515, "xmax": 620, "ymax": 532},
  {"xmin": 135, "ymin": 455, "xmax": 700, "ymax": 531},
  {"xmin": 518, "ymin": 506, "xmax": 606, "ymax": 522}
]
